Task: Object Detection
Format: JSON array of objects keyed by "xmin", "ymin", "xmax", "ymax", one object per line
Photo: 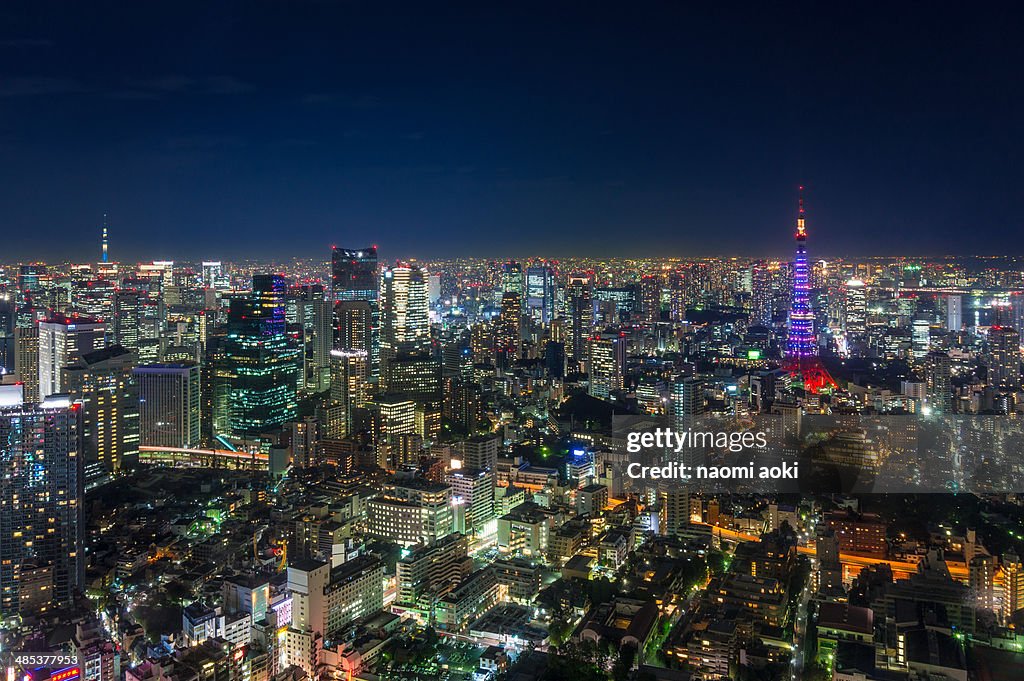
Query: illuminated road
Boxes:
[
  {"xmin": 695, "ymin": 523, "xmax": 971, "ymax": 582},
  {"xmin": 138, "ymin": 445, "xmax": 268, "ymax": 469}
]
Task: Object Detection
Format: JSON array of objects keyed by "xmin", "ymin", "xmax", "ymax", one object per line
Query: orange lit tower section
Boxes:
[{"xmin": 782, "ymin": 187, "xmax": 837, "ymax": 394}]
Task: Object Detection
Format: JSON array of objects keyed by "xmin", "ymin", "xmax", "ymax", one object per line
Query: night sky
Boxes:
[{"xmin": 1, "ymin": 2, "xmax": 1022, "ymax": 262}]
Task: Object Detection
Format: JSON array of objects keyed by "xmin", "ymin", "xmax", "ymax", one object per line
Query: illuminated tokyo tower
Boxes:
[{"xmin": 782, "ymin": 187, "xmax": 837, "ymax": 393}]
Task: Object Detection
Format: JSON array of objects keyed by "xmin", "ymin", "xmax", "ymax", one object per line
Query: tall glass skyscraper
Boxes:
[
  {"xmin": 220, "ymin": 275, "xmax": 301, "ymax": 438},
  {"xmin": 332, "ymin": 246, "xmax": 378, "ymax": 302},
  {"xmin": 526, "ymin": 265, "xmax": 554, "ymax": 323},
  {"xmin": 332, "ymin": 246, "xmax": 380, "ymax": 379},
  {"xmin": 380, "ymin": 263, "xmax": 431, "ymax": 367}
]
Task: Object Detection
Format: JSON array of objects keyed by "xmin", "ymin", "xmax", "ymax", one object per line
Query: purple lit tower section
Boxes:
[
  {"xmin": 783, "ymin": 187, "xmax": 836, "ymax": 394},
  {"xmin": 787, "ymin": 188, "xmax": 816, "ymax": 357}
]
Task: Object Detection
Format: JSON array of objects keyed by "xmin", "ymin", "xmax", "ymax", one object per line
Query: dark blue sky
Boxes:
[{"xmin": 1, "ymin": 2, "xmax": 1022, "ymax": 261}]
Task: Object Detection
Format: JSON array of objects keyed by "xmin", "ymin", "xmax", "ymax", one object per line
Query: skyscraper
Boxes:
[
  {"xmin": 843, "ymin": 278, "xmax": 866, "ymax": 336},
  {"xmin": 750, "ymin": 263, "xmax": 773, "ymax": 327},
  {"xmin": 672, "ymin": 376, "xmax": 706, "ymax": 418},
  {"xmin": 369, "ymin": 395, "xmax": 418, "ymax": 469},
  {"xmin": 201, "ymin": 261, "xmax": 227, "ymax": 290},
  {"xmin": 331, "ymin": 246, "xmax": 380, "ymax": 378},
  {"xmin": 526, "ymin": 265, "xmax": 555, "ymax": 323},
  {"xmin": 639, "ymin": 273, "xmax": 662, "ymax": 324},
  {"xmin": 135, "ymin": 362, "xmax": 202, "ymax": 448},
  {"xmin": 496, "ymin": 291, "xmax": 522, "ymax": 370},
  {"xmin": 587, "ymin": 333, "xmax": 626, "ymax": 399},
  {"xmin": 946, "ymin": 294, "xmax": 963, "ymax": 332},
  {"xmin": 380, "ymin": 263, "xmax": 431, "ymax": 378},
  {"xmin": 112, "ymin": 288, "xmax": 148, "ymax": 352},
  {"xmin": 17, "ymin": 264, "xmax": 45, "ymax": 295},
  {"xmin": 988, "ymin": 326, "xmax": 1021, "ymax": 388},
  {"xmin": 911, "ymin": 318, "xmax": 931, "ymax": 360},
  {"xmin": 291, "ymin": 284, "xmax": 333, "ymax": 392},
  {"xmin": 14, "ymin": 325, "xmax": 40, "ymax": 403},
  {"xmin": 331, "ymin": 246, "xmax": 378, "ymax": 302},
  {"xmin": 38, "ymin": 315, "xmax": 107, "ymax": 399},
  {"xmin": 924, "ymin": 351, "xmax": 952, "ymax": 414},
  {"xmin": 333, "ymin": 300, "xmax": 372, "ymax": 353},
  {"xmin": 501, "ymin": 260, "xmax": 524, "ymax": 298},
  {"xmin": 0, "ymin": 386, "xmax": 84, "ymax": 617},
  {"xmin": 328, "ymin": 348, "xmax": 370, "ymax": 438},
  {"xmin": 62, "ymin": 345, "xmax": 139, "ymax": 477},
  {"xmin": 566, "ymin": 274, "xmax": 592, "ymax": 373},
  {"xmin": 220, "ymin": 275, "xmax": 301, "ymax": 438}
]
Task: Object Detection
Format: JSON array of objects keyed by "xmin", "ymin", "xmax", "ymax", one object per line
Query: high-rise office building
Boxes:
[
  {"xmin": 639, "ymin": 274, "xmax": 662, "ymax": 323},
  {"xmin": 291, "ymin": 285, "xmax": 333, "ymax": 392},
  {"xmin": 672, "ymin": 376, "xmax": 705, "ymax": 418},
  {"xmin": 946, "ymin": 294, "xmax": 963, "ymax": 332},
  {"xmin": 135, "ymin": 362, "xmax": 202, "ymax": 448},
  {"xmin": 750, "ymin": 263, "xmax": 772, "ymax": 326},
  {"xmin": 62, "ymin": 345, "xmax": 139, "ymax": 477},
  {"xmin": 909, "ymin": 318, "xmax": 930, "ymax": 360},
  {"xmin": 17, "ymin": 264, "xmax": 45, "ymax": 294},
  {"xmin": 382, "ymin": 353, "xmax": 442, "ymax": 440},
  {"xmin": 587, "ymin": 333, "xmax": 626, "ymax": 399},
  {"xmin": 14, "ymin": 325, "xmax": 40, "ymax": 403},
  {"xmin": 447, "ymin": 468, "xmax": 495, "ymax": 534},
  {"xmin": 593, "ymin": 287, "xmax": 636, "ymax": 324},
  {"xmin": 332, "ymin": 246, "xmax": 378, "ymax": 301},
  {"xmin": 380, "ymin": 263, "xmax": 431, "ymax": 374},
  {"xmin": 496, "ymin": 292, "xmax": 522, "ymax": 370},
  {"xmin": 0, "ymin": 386, "xmax": 84, "ymax": 617},
  {"xmin": 369, "ymin": 395, "xmax": 418, "ymax": 468},
  {"xmin": 526, "ymin": 266, "xmax": 555, "ymax": 323},
  {"xmin": 286, "ymin": 416, "xmax": 320, "ymax": 468},
  {"xmin": 328, "ymin": 349, "xmax": 370, "ymax": 439},
  {"xmin": 201, "ymin": 261, "xmax": 229, "ymax": 290},
  {"xmin": 988, "ymin": 325, "xmax": 1021, "ymax": 388},
  {"xmin": 201, "ymin": 330, "xmax": 229, "ymax": 446},
  {"xmin": 331, "ymin": 246, "xmax": 379, "ymax": 380},
  {"xmin": 501, "ymin": 261, "xmax": 524, "ymax": 297},
  {"xmin": 38, "ymin": 315, "xmax": 107, "ymax": 399},
  {"xmin": 843, "ymin": 278, "xmax": 867, "ymax": 335},
  {"xmin": 441, "ymin": 335, "xmax": 473, "ymax": 381},
  {"xmin": 112, "ymin": 288, "xmax": 147, "ymax": 352},
  {"xmin": 333, "ymin": 300, "xmax": 372, "ymax": 353},
  {"xmin": 924, "ymin": 351, "xmax": 952, "ymax": 414},
  {"xmin": 0, "ymin": 304, "xmax": 14, "ymax": 376},
  {"xmin": 566, "ymin": 275, "xmax": 592, "ymax": 372},
  {"xmin": 220, "ymin": 275, "xmax": 301, "ymax": 438}
]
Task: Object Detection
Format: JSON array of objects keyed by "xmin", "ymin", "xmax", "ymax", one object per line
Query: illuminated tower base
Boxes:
[{"xmin": 781, "ymin": 355, "xmax": 837, "ymax": 394}]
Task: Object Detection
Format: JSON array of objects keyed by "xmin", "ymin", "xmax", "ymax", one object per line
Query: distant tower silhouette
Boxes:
[
  {"xmin": 101, "ymin": 213, "xmax": 109, "ymax": 263},
  {"xmin": 782, "ymin": 187, "xmax": 837, "ymax": 394}
]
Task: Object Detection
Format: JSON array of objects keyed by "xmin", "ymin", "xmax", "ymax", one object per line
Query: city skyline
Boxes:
[{"xmin": 4, "ymin": 5, "xmax": 1024, "ymax": 681}]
